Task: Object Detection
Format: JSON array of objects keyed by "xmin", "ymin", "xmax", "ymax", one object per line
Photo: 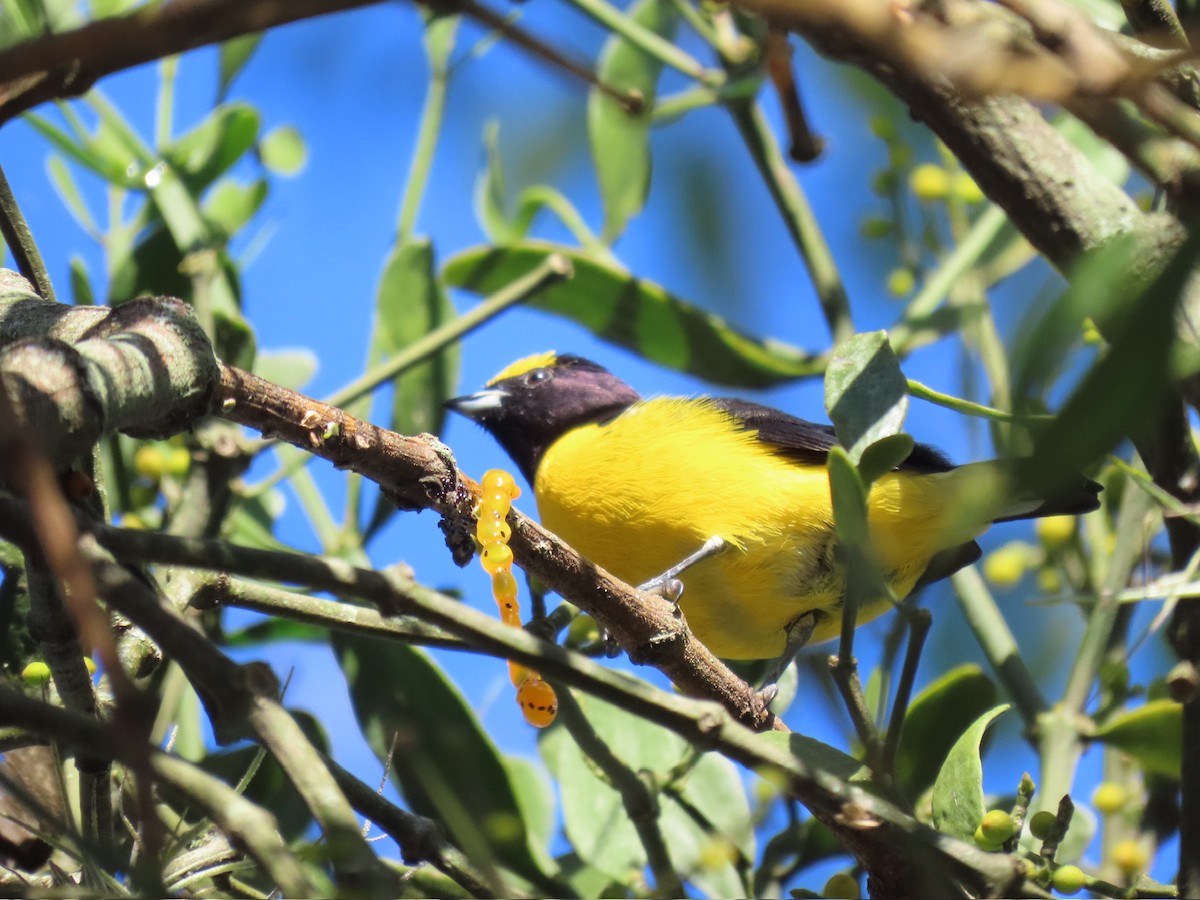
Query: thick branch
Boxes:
[{"xmin": 0, "ymin": 0, "xmax": 384, "ymax": 123}]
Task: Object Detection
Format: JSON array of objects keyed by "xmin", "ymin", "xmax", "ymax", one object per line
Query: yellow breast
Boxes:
[{"xmin": 533, "ymin": 398, "xmax": 965, "ymax": 659}]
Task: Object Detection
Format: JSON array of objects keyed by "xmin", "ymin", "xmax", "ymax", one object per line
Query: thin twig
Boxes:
[{"xmin": 0, "ymin": 165, "xmax": 55, "ymax": 302}]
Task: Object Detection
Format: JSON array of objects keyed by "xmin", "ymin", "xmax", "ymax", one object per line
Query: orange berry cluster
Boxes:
[{"xmin": 478, "ymin": 469, "xmax": 557, "ymax": 728}]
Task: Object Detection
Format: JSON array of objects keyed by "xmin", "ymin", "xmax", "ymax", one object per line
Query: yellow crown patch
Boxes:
[{"xmin": 488, "ymin": 351, "xmax": 558, "ymax": 385}]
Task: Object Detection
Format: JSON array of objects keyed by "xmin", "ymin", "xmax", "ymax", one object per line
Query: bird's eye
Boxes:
[{"xmin": 525, "ymin": 369, "xmax": 548, "ymax": 385}]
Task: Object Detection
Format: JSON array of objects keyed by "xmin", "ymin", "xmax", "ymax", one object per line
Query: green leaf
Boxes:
[
  {"xmin": 365, "ymin": 237, "xmax": 459, "ymax": 535},
  {"xmin": 588, "ymin": 0, "xmax": 676, "ymax": 241},
  {"xmin": 1015, "ymin": 230, "xmax": 1197, "ymax": 494},
  {"xmin": 222, "ymin": 491, "xmax": 290, "ymax": 553},
  {"xmin": 443, "ymin": 241, "xmax": 822, "ymax": 387},
  {"xmin": 930, "ymin": 703, "xmax": 1009, "ymax": 841},
  {"xmin": 503, "ymin": 755, "xmax": 560, "ymax": 878},
  {"xmin": 165, "ymin": 102, "xmax": 261, "ymax": 191},
  {"xmin": 69, "ymin": 257, "xmax": 94, "ymax": 307},
  {"xmin": 541, "ymin": 693, "xmax": 753, "ymax": 887},
  {"xmin": 218, "ymin": 34, "xmax": 263, "ymax": 101},
  {"xmin": 825, "ymin": 331, "xmax": 907, "ymax": 464},
  {"xmin": 1092, "ymin": 699, "xmax": 1182, "ymax": 779},
  {"xmin": 894, "ymin": 664, "xmax": 998, "ymax": 801},
  {"xmin": 420, "ymin": 6, "xmax": 460, "ymax": 71},
  {"xmin": 857, "ymin": 433, "xmax": 915, "ymax": 487},
  {"xmin": 333, "ymin": 634, "xmax": 560, "ymax": 891},
  {"xmin": 756, "ymin": 730, "xmax": 866, "ymax": 782},
  {"xmin": 200, "ymin": 710, "xmax": 328, "ymax": 842},
  {"xmin": 260, "ymin": 125, "xmax": 307, "ymax": 176},
  {"xmin": 46, "ymin": 154, "xmax": 98, "ymax": 235},
  {"xmin": 223, "ymin": 618, "xmax": 327, "ymax": 648},
  {"xmin": 254, "ymin": 348, "xmax": 318, "ymax": 392},
  {"xmin": 826, "ymin": 446, "xmax": 869, "ymax": 549},
  {"xmin": 203, "ymin": 178, "xmax": 267, "ymax": 238},
  {"xmin": 370, "ymin": 238, "xmax": 458, "ymax": 436},
  {"xmin": 23, "ymin": 111, "xmax": 134, "ymax": 186},
  {"xmin": 475, "ymin": 120, "xmax": 513, "ymax": 243}
]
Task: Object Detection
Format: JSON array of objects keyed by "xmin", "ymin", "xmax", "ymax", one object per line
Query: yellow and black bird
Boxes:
[{"xmin": 446, "ymin": 352, "xmax": 1101, "ymax": 665}]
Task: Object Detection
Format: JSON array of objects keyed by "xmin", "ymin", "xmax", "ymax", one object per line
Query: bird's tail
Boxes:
[{"xmin": 945, "ymin": 460, "xmax": 1102, "ymax": 526}]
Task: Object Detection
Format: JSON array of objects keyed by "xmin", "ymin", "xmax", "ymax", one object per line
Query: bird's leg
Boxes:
[
  {"xmin": 637, "ymin": 535, "xmax": 728, "ymax": 603},
  {"xmin": 758, "ymin": 610, "xmax": 817, "ymax": 706},
  {"xmin": 600, "ymin": 536, "xmax": 729, "ymax": 657}
]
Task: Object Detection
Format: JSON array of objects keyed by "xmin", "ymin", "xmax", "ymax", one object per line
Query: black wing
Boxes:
[{"xmin": 711, "ymin": 398, "xmax": 954, "ymax": 473}]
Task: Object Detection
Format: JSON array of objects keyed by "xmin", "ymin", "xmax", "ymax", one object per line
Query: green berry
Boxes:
[
  {"xmin": 870, "ymin": 169, "xmax": 898, "ymax": 196},
  {"xmin": 1051, "ymin": 864, "xmax": 1086, "ymax": 895},
  {"xmin": 821, "ymin": 872, "xmax": 860, "ymax": 899},
  {"xmin": 860, "ymin": 217, "xmax": 893, "ymax": 240},
  {"xmin": 979, "ymin": 809, "xmax": 1017, "ymax": 844},
  {"xmin": 869, "ymin": 116, "xmax": 896, "ymax": 142},
  {"xmin": 886, "ymin": 268, "xmax": 915, "ymax": 298},
  {"xmin": 973, "ymin": 823, "xmax": 1004, "ymax": 851},
  {"xmin": 21, "ymin": 662, "xmax": 51, "ymax": 685},
  {"xmin": 1091, "ymin": 782, "xmax": 1128, "ymax": 815},
  {"xmin": 1028, "ymin": 810, "xmax": 1058, "ymax": 841}
]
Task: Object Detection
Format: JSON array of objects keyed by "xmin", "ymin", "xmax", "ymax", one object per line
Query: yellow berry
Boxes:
[
  {"xmin": 492, "ymin": 568, "xmax": 519, "ymax": 602},
  {"xmin": 979, "ymin": 809, "xmax": 1017, "ymax": 844},
  {"xmin": 1036, "ymin": 515, "xmax": 1075, "ymax": 549},
  {"xmin": 909, "ymin": 163, "xmax": 951, "ymax": 201},
  {"xmin": 953, "ymin": 171, "xmax": 985, "ymax": 204},
  {"xmin": 1082, "ymin": 317, "xmax": 1105, "ymax": 345},
  {"xmin": 1028, "ymin": 810, "xmax": 1058, "ymax": 841},
  {"xmin": 481, "ymin": 544, "xmax": 514, "ymax": 574},
  {"xmin": 1091, "ymin": 782, "xmax": 1128, "ymax": 814},
  {"xmin": 886, "ymin": 268, "xmax": 915, "ymax": 297},
  {"xmin": 133, "ymin": 445, "xmax": 166, "ymax": 481},
  {"xmin": 1037, "ymin": 569, "xmax": 1062, "ymax": 594},
  {"xmin": 983, "ymin": 542, "xmax": 1030, "ymax": 589},
  {"xmin": 1051, "ymin": 863, "xmax": 1086, "ymax": 895},
  {"xmin": 1109, "ymin": 839, "xmax": 1148, "ymax": 875},
  {"xmin": 21, "ymin": 662, "xmax": 51, "ymax": 685},
  {"xmin": 821, "ymin": 872, "xmax": 860, "ymax": 899},
  {"xmin": 517, "ymin": 677, "xmax": 557, "ymax": 727}
]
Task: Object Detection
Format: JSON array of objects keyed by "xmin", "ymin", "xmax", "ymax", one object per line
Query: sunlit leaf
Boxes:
[
  {"xmin": 165, "ymin": 102, "xmax": 261, "ymax": 191},
  {"xmin": 894, "ymin": 665, "xmax": 998, "ymax": 801},
  {"xmin": 588, "ymin": 0, "xmax": 676, "ymax": 241},
  {"xmin": 825, "ymin": 331, "xmax": 907, "ymax": 464},
  {"xmin": 1092, "ymin": 699, "xmax": 1182, "ymax": 779},
  {"xmin": 444, "ymin": 241, "xmax": 822, "ymax": 387},
  {"xmin": 931, "ymin": 704, "xmax": 1009, "ymax": 841},
  {"xmin": 334, "ymin": 634, "xmax": 561, "ymax": 891},
  {"xmin": 218, "ymin": 33, "xmax": 263, "ymax": 101}
]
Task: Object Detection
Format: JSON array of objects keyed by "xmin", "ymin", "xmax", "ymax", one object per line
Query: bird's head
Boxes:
[{"xmin": 445, "ymin": 352, "xmax": 641, "ymax": 482}]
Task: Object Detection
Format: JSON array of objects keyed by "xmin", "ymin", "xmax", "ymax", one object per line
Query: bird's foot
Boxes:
[
  {"xmin": 757, "ymin": 611, "xmax": 818, "ymax": 708},
  {"xmin": 637, "ymin": 536, "xmax": 728, "ymax": 608}
]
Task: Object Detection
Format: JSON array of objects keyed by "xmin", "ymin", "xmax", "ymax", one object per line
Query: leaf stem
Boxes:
[
  {"xmin": 727, "ymin": 98, "xmax": 854, "ymax": 346},
  {"xmin": 397, "ymin": 15, "xmax": 457, "ymax": 243},
  {"xmin": 950, "ymin": 566, "xmax": 1048, "ymax": 727},
  {"xmin": 563, "ymin": 0, "xmax": 717, "ymax": 85},
  {"xmin": 0, "ymin": 164, "xmax": 57, "ymax": 302}
]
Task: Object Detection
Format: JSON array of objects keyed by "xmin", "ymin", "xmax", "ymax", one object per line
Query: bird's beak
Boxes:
[{"xmin": 444, "ymin": 389, "xmax": 507, "ymax": 420}]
